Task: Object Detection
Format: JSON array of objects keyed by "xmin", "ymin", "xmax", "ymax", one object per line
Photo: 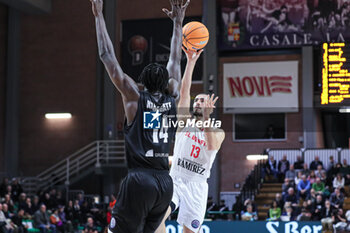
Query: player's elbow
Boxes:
[{"xmin": 99, "ymin": 50, "xmax": 110, "ymax": 61}]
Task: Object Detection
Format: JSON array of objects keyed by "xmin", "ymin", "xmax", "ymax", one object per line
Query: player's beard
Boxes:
[{"xmin": 193, "ymin": 111, "xmax": 203, "ymax": 118}]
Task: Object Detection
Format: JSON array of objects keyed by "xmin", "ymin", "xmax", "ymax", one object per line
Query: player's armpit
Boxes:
[{"xmin": 209, "ymin": 128, "xmax": 225, "ymax": 151}]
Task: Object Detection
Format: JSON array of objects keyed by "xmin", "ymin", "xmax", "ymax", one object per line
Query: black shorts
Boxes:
[{"xmin": 109, "ymin": 168, "xmax": 173, "ymax": 233}]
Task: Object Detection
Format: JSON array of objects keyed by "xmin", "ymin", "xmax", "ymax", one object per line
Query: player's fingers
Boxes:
[
  {"xmin": 210, "ymin": 94, "xmax": 215, "ymax": 102},
  {"xmin": 213, "ymin": 96, "xmax": 219, "ymax": 105},
  {"xmin": 162, "ymin": 8, "xmax": 170, "ymax": 16},
  {"xmin": 183, "ymin": 0, "xmax": 190, "ymax": 9},
  {"xmin": 196, "ymin": 49, "xmax": 203, "ymax": 56}
]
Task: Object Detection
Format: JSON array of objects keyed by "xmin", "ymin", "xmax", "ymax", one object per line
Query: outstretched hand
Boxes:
[
  {"xmin": 163, "ymin": 0, "xmax": 190, "ymax": 23},
  {"xmin": 182, "ymin": 46, "xmax": 203, "ymax": 64},
  {"xmin": 203, "ymin": 94, "xmax": 219, "ymax": 120},
  {"xmin": 90, "ymin": 0, "xmax": 103, "ymax": 17}
]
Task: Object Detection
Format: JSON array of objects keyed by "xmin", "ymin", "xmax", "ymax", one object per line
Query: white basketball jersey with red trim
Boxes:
[{"xmin": 170, "ymin": 126, "xmax": 217, "ymax": 182}]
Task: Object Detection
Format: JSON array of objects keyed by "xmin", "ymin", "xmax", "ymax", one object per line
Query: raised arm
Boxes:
[
  {"xmin": 177, "ymin": 48, "xmax": 202, "ymax": 117},
  {"xmin": 163, "ymin": 0, "xmax": 190, "ymax": 99},
  {"xmin": 203, "ymin": 94, "xmax": 225, "ymax": 151},
  {"xmin": 90, "ymin": 0, "xmax": 139, "ymax": 123}
]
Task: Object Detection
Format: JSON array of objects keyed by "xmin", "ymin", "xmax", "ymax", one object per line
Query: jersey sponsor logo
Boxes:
[
  {"xmin": 110, "ymin": 217, "xmax": 116, "ymax": 229},
  {"xmin": 143, "ymin": 111, "xmax": 162, "ymax": 129},
  {"xmin": 145, "ymin": 150, "xmax": 169, "ymax": 158},
  {"xmin": 146, "ymin": 100, "xmax": 172, "ymax": 112},
  {"xmin": 191, "ymin": 220, "xmax": 200, "ymax": 229},
  {"xmin": 177, "ymin": 158, "xmax": 205, "ymax": 175},
  {"xmin": 185, "ymin": 131, "xmax": 206, "ymax": 146}
]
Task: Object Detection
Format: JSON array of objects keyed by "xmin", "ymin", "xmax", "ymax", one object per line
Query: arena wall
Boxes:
[
  {"xmin": 19, "ymin": 0, "xmax": 97, "ymax": 175},
  {"xmin": 0, "ymin": 4, "xmax": 7, "ymax": 175},
  {"xmin": 219, "ymin": 54, "xmax": 304, "ymax": 191}
]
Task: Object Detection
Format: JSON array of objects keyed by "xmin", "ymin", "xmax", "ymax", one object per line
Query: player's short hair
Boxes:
[{"xmin": 139, "ymin": 63, "xmax": 169, "ymax": 94}]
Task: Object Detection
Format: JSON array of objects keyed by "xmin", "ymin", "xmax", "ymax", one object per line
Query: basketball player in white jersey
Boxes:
[{"xmin": 155, "ymin": 49, "xmax": 225, "ymax": 233}]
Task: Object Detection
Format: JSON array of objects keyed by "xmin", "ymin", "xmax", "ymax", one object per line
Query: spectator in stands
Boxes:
[
  {"xmin": 3, "ymin": 194, "xmax": 14, "ymax": 212},
  {"xmin": 265, "ymin": 156, "xmax": 278, "ymax": 179},
  {"xmin": 73, "ymin": 200, "xmax": 82, "ymax": 224},
  {"xmin": 269, "ymin": 201, "xmax": 281, "ymax": 220},
  {"xmin": 34, "ymin": 204, "xmax": 56, "ymax": 233},
  {"xmin": 281, "ymin": 204, "xmax": 295, "ymax": 221},
  {"xmin": 11, "ymin": 179, "xmax": 23, "ymax": 202},
  {"xmin": 241, "ymin": 204, "xmax": 257, "ymax": 221},
  {"xmin": 77, "ymin": 193, "xmax": 84, "ymax": 207},
  {"xmin": 321, "ymin": 200, "xmax": 333, "ymax": 232},
  {"xmin": 333, "ymin": 208, "xmax": 347, "ymax": 232},
  {"xmin": 0, "ymin": 178, "xmax": 9, "ymax": 198},
  {"xmin": 4, "ymin": 186, "xmax": 13, "ymax": 202},
  {"xmin": 340, "ymin": 159, "xmax": 350, "ymax": 176},
  {"xmin": 217, "ymin": 200, "xmax": 229, "ymax": 220},
  {"xmin": 296, "ymin": 208, "xmax": 312, "ymax": 221},
  {"xmin": 0, "ymin": 203, "xmax": 13, "ymax": 233},
  {"xmin": 330, "ymin": 187, "xmax": 344, "ymax": 209},
  {"xmin": 80, "ymin": 201, "xmax": 91, "ymax": 223},
  {"xmin": 302, "ymin": 163, "xmax": 310, "ymax": 177},
  {"xmin": 315, "ymin": 165, "xmax": 325, "ymax": 179},
  {"xmin": 312, "ymin": 177, "xmax": 325, "ymax": 195},
  {"xmin": 32, "ymin": 196, "xmax": 40, "ymax": 214},
  {"xmin": 65, "ymin": 201, "xmax": 74, "ymax": 225},
  {"xmin": 326, "ymin": 156, "xmax": 335, "ymax": 173},
  {"xmin": 295, "ymin": 171, "xmax": 303, "ymax": 187},
  {"xmin": 284, "ymin": 188, "xmax": 298, "ymax": 207},
  {"xmin": 58, "ymin": 205, "xmax": 73, "ymax": 233},
  {"xmin": 320, "ymin": 170, "xmax": 332, "ymax": 194},
  {"xmin": 285, "ymin": 165, "xmax": 296, "ymax": 181},
  {"xmin": 310, "ymin": 156, "xmax": 323, "ymax": 170},
  {"xmin": 50, "ymin": 209, "xmax": 63, "ymax": 233},
  {"xmin": 297, "ymin": 175, "xmax": 311, "ymax": 200},
  {"xmin": 12, "ymin": 209, "xmax": 28, "ymax": 233},
  {"xmin": 307, "ymin": 170, "xmax": 317, "ymax": 184},
  {"xmin": 83, "ymin": 217, "xmax": 98, "ymax": 233},
  {"xmin": 306, "ymin": 189, "xmax": 317, "ymax": 206},
  {"xmin": 333, "ymin": 173, "xmax": 345, "ymax": 192},
  {"xmin": 274, "ymin": 193, "xmax": 284, "ymax": 210},
  {"xmin": 242, "ymin": 199, "xmax": 257, "ymax": 213},
  {"xmin": 18, "ymin": 193, "xmax": 27, "ymax": 210},
  {"xmin": 294, "ymin": 155, "xmax": 304, "ymax": 171},
  {"xmin": 24, "ymin": 197, "xmax": 35, "ymax": 217},
  {"xmin": 278, "ymin": 155, "xmax": 290, "ymax": 182},
  {"xmin": 42, "ymin": 193, "xmax": 54, "ymax": 211},
  {"xmin": 2, "ymin": 204, "xmax": 13, "ymax": 219},
  {"xmin": 332, "ymin": 163, "xmax": 342, "ymax": 179},
  {"xmin": 311, "ymin": 194, "xmax": 324, "ymax": 220},
  {"xmin": 49, "ymin": 189, "xmax": 58, "ymax": 210},
  {"xmin": 282, "ymin": 178, "xmax": 294, "ymax": 199}
]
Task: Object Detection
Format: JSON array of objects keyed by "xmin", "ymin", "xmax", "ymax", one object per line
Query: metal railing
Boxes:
[
  {"xmin": 21, "ymin": 140, "xmax": 125, "ymax": 194},
  {"xmin": 236, "ymin": 159, "xmax": 265, "ymax": 214}
]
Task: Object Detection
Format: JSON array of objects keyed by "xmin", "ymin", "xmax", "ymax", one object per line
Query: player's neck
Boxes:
[{"xmin": 150, "ymin": 91, "xmax": 163, "ymax": 101}]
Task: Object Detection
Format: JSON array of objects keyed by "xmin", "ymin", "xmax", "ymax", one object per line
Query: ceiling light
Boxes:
[
  {"xmin": 45, "ymin": 113, "xmax": 72, "ymax": 119},
  {"xmin": 246, "ymin": 154, "xmax": 268, "ymax": 160}
]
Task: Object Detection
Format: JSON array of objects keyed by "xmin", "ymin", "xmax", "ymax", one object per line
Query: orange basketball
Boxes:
[{"xmin": 182, "ymin": 21, "xmax": 209, "ymax": 51}]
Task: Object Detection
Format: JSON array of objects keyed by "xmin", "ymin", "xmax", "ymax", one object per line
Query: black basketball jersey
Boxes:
[{"xmin": 124, "ymin": 91, "xmax": 177, "ymax": 170}]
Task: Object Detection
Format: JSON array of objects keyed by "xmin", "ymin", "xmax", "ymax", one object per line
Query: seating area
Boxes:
[{"xmin": 239, "ymin": 149, "xmax": 350, "ymax": 232}]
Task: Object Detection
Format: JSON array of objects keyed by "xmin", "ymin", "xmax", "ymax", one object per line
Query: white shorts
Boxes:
[{"xmin": 171, "ymin": 176, "xmax": 208, "ymax": 233}]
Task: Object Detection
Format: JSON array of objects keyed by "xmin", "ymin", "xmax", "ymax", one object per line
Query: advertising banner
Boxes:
[
  {"xmin": 166, "ymin": 221, "xmax": 322, "ymax": 233},
  {"xmin": 218, "ymin": 0, "xmax": 350, "ymax": 50},
  {"xmin": 223, "ymin": 61, "xmax": 299, "ymax": 113}
]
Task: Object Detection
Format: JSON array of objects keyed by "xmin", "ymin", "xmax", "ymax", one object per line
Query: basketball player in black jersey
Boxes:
[{"xmin": 89, "ymin": 0, "xmax": 189, "ymax": 232}]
